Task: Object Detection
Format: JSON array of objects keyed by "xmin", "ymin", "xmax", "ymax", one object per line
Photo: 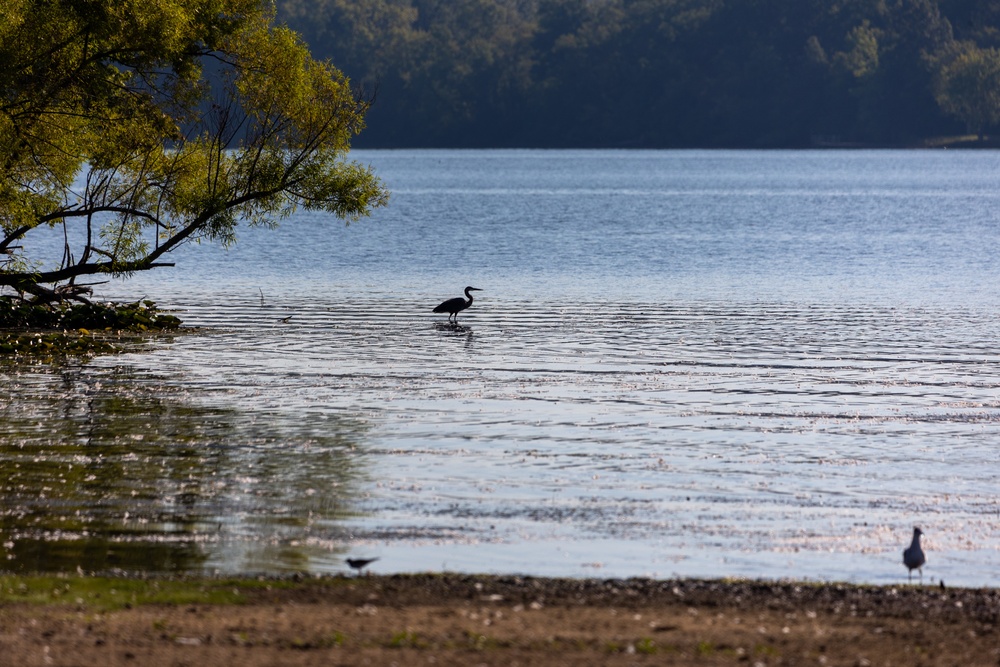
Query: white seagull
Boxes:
[{"xmin": 903, "ymin": 527, "xmax": 925, "ymax": 583}]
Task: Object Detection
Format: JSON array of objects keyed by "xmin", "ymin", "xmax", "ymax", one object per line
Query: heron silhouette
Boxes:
[
  {"xmin": 903, "ymin": 527, "xmax": 925, "ymax": 583},
  {"xmin": 433, "ymin": 286, "xmax": 482, "ymax": 323}
]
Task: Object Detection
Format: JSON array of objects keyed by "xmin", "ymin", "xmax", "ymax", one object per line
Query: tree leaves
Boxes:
[
  {"xmin": 0, "ymin": 0, "xmax": 388, "ymax": 294},
  {"xmin": 934, "ymin": 41, "xmax": 1000, "ymax": 137}
]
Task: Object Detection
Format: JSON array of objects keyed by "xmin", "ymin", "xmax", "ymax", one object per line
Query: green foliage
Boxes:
[
  {"xmin": 281, "ymin": 0, "xmax": 1000, "ymax": 147},
  {"xmin": 0, "ymin": 0, "xmax": 388, "ymax": 295},
  {"xmin": 934, "ymin": 41, "xmax": 1000, "ymax": 136},
  {"xmin": 835, "ymin": 22, "xmax": 881, "ymax": 78}
]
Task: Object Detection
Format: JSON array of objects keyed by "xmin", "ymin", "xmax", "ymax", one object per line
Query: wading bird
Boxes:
[
  {"xmin": 346, "ymin": 557, "xmax": 379, "ymax": 576},
  {"xmin": 433, "ymin": 286, "xmax": 482, "ymax": 323},
  {"xmin": 903, "ymin": 527, "xmax": 925, "ymax": 583}
]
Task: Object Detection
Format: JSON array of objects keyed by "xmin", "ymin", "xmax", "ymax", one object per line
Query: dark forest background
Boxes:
[{"xmin": 278, "ymin": 0, "xmax": 1000, "ymax": 148}]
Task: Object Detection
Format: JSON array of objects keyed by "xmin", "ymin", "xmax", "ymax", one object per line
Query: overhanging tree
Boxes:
[{"xmin": 0, "ymin": 0, "xmax": 388, "ymax": 302}]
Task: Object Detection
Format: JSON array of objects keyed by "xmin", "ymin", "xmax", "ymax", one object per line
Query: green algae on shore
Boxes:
[{"xmin": 0, "ymin": 298, "xmax": 182, "ymax": 356}]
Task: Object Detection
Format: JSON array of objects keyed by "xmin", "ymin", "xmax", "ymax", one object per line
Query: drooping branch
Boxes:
[
  {"xmin": 0, "ymin": 168, "xmax": 298, "ymax": 290},
  {"xmin": 0, "ymin": 0, "xmax": 389, "ymax": 301}
]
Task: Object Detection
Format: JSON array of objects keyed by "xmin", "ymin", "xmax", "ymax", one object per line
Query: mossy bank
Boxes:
[{"xmin": 0, "ymin": 297, "xmax": 183, "ymax": 356}]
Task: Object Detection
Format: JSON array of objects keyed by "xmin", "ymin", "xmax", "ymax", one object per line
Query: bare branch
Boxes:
[{"xmin": 0, "ymin": 226, "xmax": 32, "ymax": 253}]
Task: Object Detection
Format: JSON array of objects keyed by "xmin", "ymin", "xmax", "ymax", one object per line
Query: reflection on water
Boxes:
[
  {"xmin": 20, "ymin": 291, "xmax": 990, "ymax": 586},
  {"xmin": 6, "ymin": 150, "xmax": 1000, "ymax": 585},
  {"xmin": 0, "ymin": 357, "xmax": 371, "ymax": 574}
]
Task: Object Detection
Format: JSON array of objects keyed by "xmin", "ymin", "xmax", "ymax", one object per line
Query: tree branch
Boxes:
[
  {"xmin": 0, "ymin": 225, "xmax": 32, "ymax": 253},
  {"xmin": 39, "ymin": 205, "xmax": 168, "ymax": 229},
  {"xmin": 0, "ymin": 260, "xmax": 175, "ymax": 288}
]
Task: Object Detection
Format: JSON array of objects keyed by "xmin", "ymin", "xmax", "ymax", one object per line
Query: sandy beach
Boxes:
[{"xmin": 0, "ymin": 574, "xmax": 997, "ymax": 666}]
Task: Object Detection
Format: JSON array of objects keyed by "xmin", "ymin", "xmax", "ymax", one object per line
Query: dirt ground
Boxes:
[{"xmin": 0, "ymin": 574, "xmax": 998, "ymax": 666}]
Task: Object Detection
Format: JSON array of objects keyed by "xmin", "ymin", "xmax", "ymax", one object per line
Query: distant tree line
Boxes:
[{"xmin": 279, "ymin": 0, "xmax": 1000, "ymax": 147}]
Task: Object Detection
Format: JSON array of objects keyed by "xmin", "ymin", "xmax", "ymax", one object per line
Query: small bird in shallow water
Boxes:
[
  {"xmin": 433, "ymin": 286, "xmax": 482, "ymax": 323},
  {"xmin": 903, "ymin": 527, "xmax": 925, "ymax": 583},
  {"xmin": 346, "ymin": 557, "xmax": 379, "ymax": 576}
]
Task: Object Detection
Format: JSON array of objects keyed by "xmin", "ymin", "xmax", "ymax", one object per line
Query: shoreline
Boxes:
[{"xmin": 1, "ymin": 573, "xmax": 997, "ymax": 665}]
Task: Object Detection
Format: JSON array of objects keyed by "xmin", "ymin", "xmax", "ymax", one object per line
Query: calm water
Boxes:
[{"xmin": 3, "ymin": 150, "xmax": 1000, "ymax": 585}]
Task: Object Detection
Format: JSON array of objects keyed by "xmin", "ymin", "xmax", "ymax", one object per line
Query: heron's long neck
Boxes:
[{"xmin": 465, "ymin": 288, "xmax": 475, "ymax": 304}]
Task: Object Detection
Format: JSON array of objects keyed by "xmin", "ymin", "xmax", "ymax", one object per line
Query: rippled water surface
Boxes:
[{"xmin": 4, "ymin": 150, "xmax": 1000, "ymax": 585}]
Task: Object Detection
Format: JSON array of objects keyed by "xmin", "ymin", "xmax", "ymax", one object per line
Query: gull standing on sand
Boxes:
[{"xmin": 903, "ymin": 527, "xmax": 925, "ymax": 582}]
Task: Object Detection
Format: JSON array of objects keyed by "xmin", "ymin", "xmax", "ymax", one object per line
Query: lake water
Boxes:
[{"xmin": 3, "ymin": 149, "xmax": 1000, "ymax": 586}]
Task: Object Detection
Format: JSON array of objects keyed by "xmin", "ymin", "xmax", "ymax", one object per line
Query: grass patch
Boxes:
[
  {"xmin": 604, "ymin": 638, "xmax": 660, "ymax": 655},
  {"xmin": 0, "ymin": 574, "xmax": 285, "ymax": 611},
  {"xmin": 463, "ymin": 631, "xmax": 508, "ymax": 650},
  {"xmin": 754, "ymin": 642, "xmax": 781, "ymax": 657},
  {"xmin": 387, "ymin": 630, "xmax": 429, "ymax": 649},
  {"xmin": 635, "ymin": 637, "xmax": 658, "ymax": 654},
  {"xmin": 282, "ymin": 631, "xmax": 348, "ymax": 650}
]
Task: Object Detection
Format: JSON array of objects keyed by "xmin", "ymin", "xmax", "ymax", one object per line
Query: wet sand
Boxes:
[{"xmin": 1, "ymin": 574, "xmax": 998, "ymax": 666}]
